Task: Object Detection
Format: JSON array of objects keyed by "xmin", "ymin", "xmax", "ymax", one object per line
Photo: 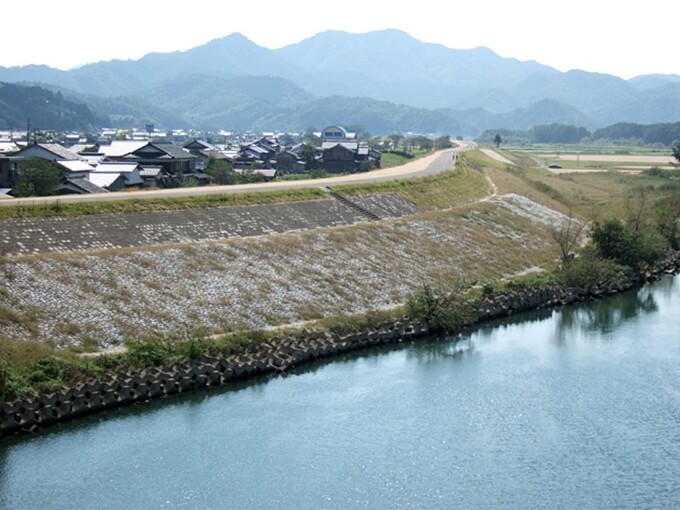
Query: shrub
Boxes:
[
  {"xmin": 591, "ymin": 219, "xmax": 667, "ymax": 269},
  {"xmin": 125, "ymin": 340, "xmax": 174, "ymax": 367},
  {"xmin": 405, "ymin": 285, "xmax": 480, "ymax": 333},
  {"xmin": 556, "ymin": 249, "xmax": 632, "ymax": 289}
]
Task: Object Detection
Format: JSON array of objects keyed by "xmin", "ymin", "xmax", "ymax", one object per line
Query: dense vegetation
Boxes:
[
  {"xmin": 0, "ymin": 82, "xmax": 108, "ymax": 131},
  {"xmin": 479, "ymin": 121, "xmax": 680, "ymax": 146}
]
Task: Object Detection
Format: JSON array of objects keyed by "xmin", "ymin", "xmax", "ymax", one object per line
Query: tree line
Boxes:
[{"xmin": 479, "ymin": 121, "xmax": 680, "ymax": 146}]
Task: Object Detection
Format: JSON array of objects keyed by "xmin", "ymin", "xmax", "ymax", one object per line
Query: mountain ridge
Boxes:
[{"xmin": 1, "ymin": 29, "xmax": 678, "ymax": 134}]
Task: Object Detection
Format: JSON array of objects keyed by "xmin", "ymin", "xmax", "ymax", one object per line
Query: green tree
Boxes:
[
  {"xmin": 591, "ymin": 219, "xmax": 666, "ymax": 270},
  {"xmin": 299, "ymin": 144, "xmax": 318, "ymax": 171},
  {"xmin": 206, "ymin": 158, "xmax": 234, "ymax": 185},
  {"xmin": 435, "ymin": 135, "xmax": 453, "ymax": 150},
  {"xmin": 672, "ymin": 143, "xmax": 680, "ymax": 164},
  {"xmin": 493, "ymin": 134, "xmax": 502, "ymax": 148},
  {"xmin": 388, "ymin": 133, "xmax": 403, "ymax": 149},
  {"xmin": 655, "ymin": 191, "xmax": 680, "ymax": 249},
  {"xmin": 13, "ymin": 158, "xmax": 61, "ymax": 197}
]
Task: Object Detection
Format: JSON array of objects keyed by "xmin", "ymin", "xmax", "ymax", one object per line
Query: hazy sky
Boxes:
[{"xmin": 2, "ymin": 0, "xmax": 677, "ymax": 79}]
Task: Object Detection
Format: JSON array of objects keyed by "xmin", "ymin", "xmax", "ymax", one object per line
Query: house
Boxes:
[
  {"xmin": 99, "ymin": 141, "xmax": 196, "ymax": 176},
  {"xmin": 90, "ymin": 163, "xmax": 144, "ymax": 191},
  {"xmin": 322, "ymin": 142, "xmax": 359, "ymax": 174},
  {"xmin": 276, "ymin": 150, "xmax": 306, "ymax": 174},
  {"xmin": 183, "ymin": 140, "xmax": 229, "ymax": 171},
  {"xmin": 15, "ymin": 143, "xmax": 81, "ymax": 162},
  {"xmin": 139, "ymin": 165, "xmax": 164, "ymax": 188},
  {"xmin": 58, "ymin": 178, "xmax": 109, "ymax": 195},
  {"xmin": 321, "ymin": 125, "xmax": 356, "ymax": 143},
  {"xmin": 88, "ymin": 172, "xmax": 129, "ymax": 192},
  {"xmin": 55, "ymin": 160, "xmax": 95, "ymax": 179},
  {"xmin": 319, "ymin": 126, "xmax": 381, "ymax": 173},
  {"xmin": 5, "ymin": 143, "xmax": 103, "ymax": 190}
]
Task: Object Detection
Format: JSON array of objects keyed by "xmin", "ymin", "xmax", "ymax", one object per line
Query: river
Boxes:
[{"xmin": 1, "ymin": 277, "xmax": 679, "ymax": 509}]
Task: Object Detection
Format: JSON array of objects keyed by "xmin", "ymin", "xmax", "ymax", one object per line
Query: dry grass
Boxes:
[
  {"xmin": 335, "ymin": 157, "xmax": 491, "ymax": 209},
  {"xmin": 3, "ymin": 148, "xmax": 649, "ymax": 349}
]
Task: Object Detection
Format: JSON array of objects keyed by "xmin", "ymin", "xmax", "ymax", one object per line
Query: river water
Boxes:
[{"xmin": 2, "ymin": 277, "xmax": 680, "ymax": 509}]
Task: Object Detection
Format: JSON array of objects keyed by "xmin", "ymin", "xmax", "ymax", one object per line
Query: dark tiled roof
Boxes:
[
  {"xmin": 64, "ymin": 177, "xmax": 110, "ymax": 194},
  {"xmin": 154, "ymin": 143, "xmax": 196, "ymax": 160}
]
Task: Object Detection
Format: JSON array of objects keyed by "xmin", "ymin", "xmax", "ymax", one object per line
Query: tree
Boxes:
[
  {"xmin": 388, "ymin": 134, "xmax": 403, "ymax": 149},
  {"xmin": 672, "ymin": 143, "xmax": 680, "ymax": 164},
  {"xmin": 435, "ymin": 135, "xmax": 453, "ymax": 150},
  {"xmin": 299, "ymin": 144, "xmax": 318, "ymax": 171},
  {"xmin": 655, "ymin": 191, "xmax": 680, "ymax": 249},
  {"xmin": 591, "ymin": 219, "xmax": 666, "ymax": 270},
  {"xmin": 624, "ymin": 187, "xmax": 650, "ymax": 233},
  {"xmin": 550, "ymin": 209, "xmax": 587, "ymax": 264},
  {"xmin": 493, "ymin": 134, "xmax": 502, "ymax": 148},
  {"xmin": 13, "ymin": 158, "xmax": 61, "ymax": 197},
  {"xmin": 206, "ymin": 158, "xmax": 234, "ymax": 185},
  {"xmin": 302, "ymin": 128, "xmax": 320, "ymax": 146}
]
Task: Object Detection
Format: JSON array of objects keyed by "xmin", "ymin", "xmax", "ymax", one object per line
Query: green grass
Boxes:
[{"xmin": 380, "ymin": 152, "xmax": 413, "ymax": 168}]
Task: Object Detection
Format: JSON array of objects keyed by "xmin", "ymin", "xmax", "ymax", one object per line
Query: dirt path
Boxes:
[{"xmin": 480, "ymin": 148, "xmax": 515, "ymax": 166}]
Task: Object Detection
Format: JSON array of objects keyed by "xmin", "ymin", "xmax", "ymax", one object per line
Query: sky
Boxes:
[{"xmin": 2, "ymin": 0, "xmax": 677, "ymax": 79}]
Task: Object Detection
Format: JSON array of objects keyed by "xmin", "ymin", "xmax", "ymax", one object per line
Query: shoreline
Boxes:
[{"xmin": 2, "ymin": 251, "xmax": 678, "ymax": 439}]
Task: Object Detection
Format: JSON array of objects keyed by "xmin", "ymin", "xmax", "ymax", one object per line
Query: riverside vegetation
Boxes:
[{"xmin": 1, "ymin": 149, "xmax": 679, "ymax": 402}]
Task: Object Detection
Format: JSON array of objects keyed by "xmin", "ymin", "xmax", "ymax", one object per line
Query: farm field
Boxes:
[{"xmin": 503, "ymin": 145, "xmax": 676, "ymax": 173}]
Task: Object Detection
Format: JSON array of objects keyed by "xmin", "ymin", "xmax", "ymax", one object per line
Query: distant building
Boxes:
[
  {"xmin": 99, "ymin": 141, "xmax": 196, "ymax": 177},
  {"xmin": 319, "ymin": 126, "xmax": 380, "ymax": 174}
]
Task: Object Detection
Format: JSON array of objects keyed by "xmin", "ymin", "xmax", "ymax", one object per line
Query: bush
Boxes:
[
  {"xmin": 556, "ymin": 250, "xmax": 632, "ymax": 289},
  {"xmin": 591, "ymin": 219, "xmax": 667, "ymax": 269},
  {"xmin": 405, "ymin": 285, "xmax": 480, "ymax": 333},
  {"xmin": 125, "ymin": 340, "xmax": 174, "ymax": 367}
]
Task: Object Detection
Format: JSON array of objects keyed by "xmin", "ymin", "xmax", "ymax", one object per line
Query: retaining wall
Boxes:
[
  {"xmin": 2, "ymin": 252, "xmax": 678, "ymax": 438},
  {"xmin": 0, "ymin": 193, "xmax": 419, "ymax": 256}
]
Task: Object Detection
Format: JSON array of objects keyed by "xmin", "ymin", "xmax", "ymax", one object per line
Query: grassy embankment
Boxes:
[
  {"xmin": 2, "ymin": 148, "xmax": 678, "ymax": 398},
  {"xmin": 0, "ymin": 154, "xmax": 489, "ymax": 396}
]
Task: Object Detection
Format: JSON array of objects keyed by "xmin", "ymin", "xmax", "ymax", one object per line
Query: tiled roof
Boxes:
[
  {"xmin": 64, "ymin": 177, "xmax": 109, "ymax": 194},
  {"xmin": 38, "ymin": 143, "xmax": 80, "ymax": 161},
  {"xmin": 154, "ymin": 143, "xmax": 195, "ymax": 159}
]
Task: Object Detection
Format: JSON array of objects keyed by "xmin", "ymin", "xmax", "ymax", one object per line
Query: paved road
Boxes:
[{"xmin": 0, "ymin": 143, "xmax": 475, "ymax": 208}]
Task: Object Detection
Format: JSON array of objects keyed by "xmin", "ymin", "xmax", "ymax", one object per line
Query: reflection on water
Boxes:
[
  {"xmin": 556, "ymin": 284, "xmax": 661, "ymax": 343},
  {"xmin": 1, "ymin": 276, "xmax": 679, "ymax": 510}
]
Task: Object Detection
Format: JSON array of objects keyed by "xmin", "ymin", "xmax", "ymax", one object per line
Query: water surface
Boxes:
[{"xmin": 2, "ymin": 277, "xmax": 679, "ymax": 509}]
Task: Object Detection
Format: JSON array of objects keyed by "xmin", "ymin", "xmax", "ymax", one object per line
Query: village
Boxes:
[{"xmin": 0, "ymin": 125, "xmax": 383, "ymax": 198}]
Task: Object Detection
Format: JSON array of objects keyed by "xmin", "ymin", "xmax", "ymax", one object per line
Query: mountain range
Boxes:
[{"xmin": 1, "ymin": 29, "xmax": 679, "ymax": 135}]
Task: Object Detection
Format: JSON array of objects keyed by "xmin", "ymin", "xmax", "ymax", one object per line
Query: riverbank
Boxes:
[{"xmin": 3, "ymin": 250, "xmax": 678, "ymax": 438}]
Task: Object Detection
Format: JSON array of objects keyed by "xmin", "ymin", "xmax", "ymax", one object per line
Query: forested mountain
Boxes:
[
  {"xmin": 1, "ymin": 30, "xmax": 679, "ymax": 135},
  {"xmin": 0, "ymin": 82, "xmax": 108, "ymax": 131}
]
